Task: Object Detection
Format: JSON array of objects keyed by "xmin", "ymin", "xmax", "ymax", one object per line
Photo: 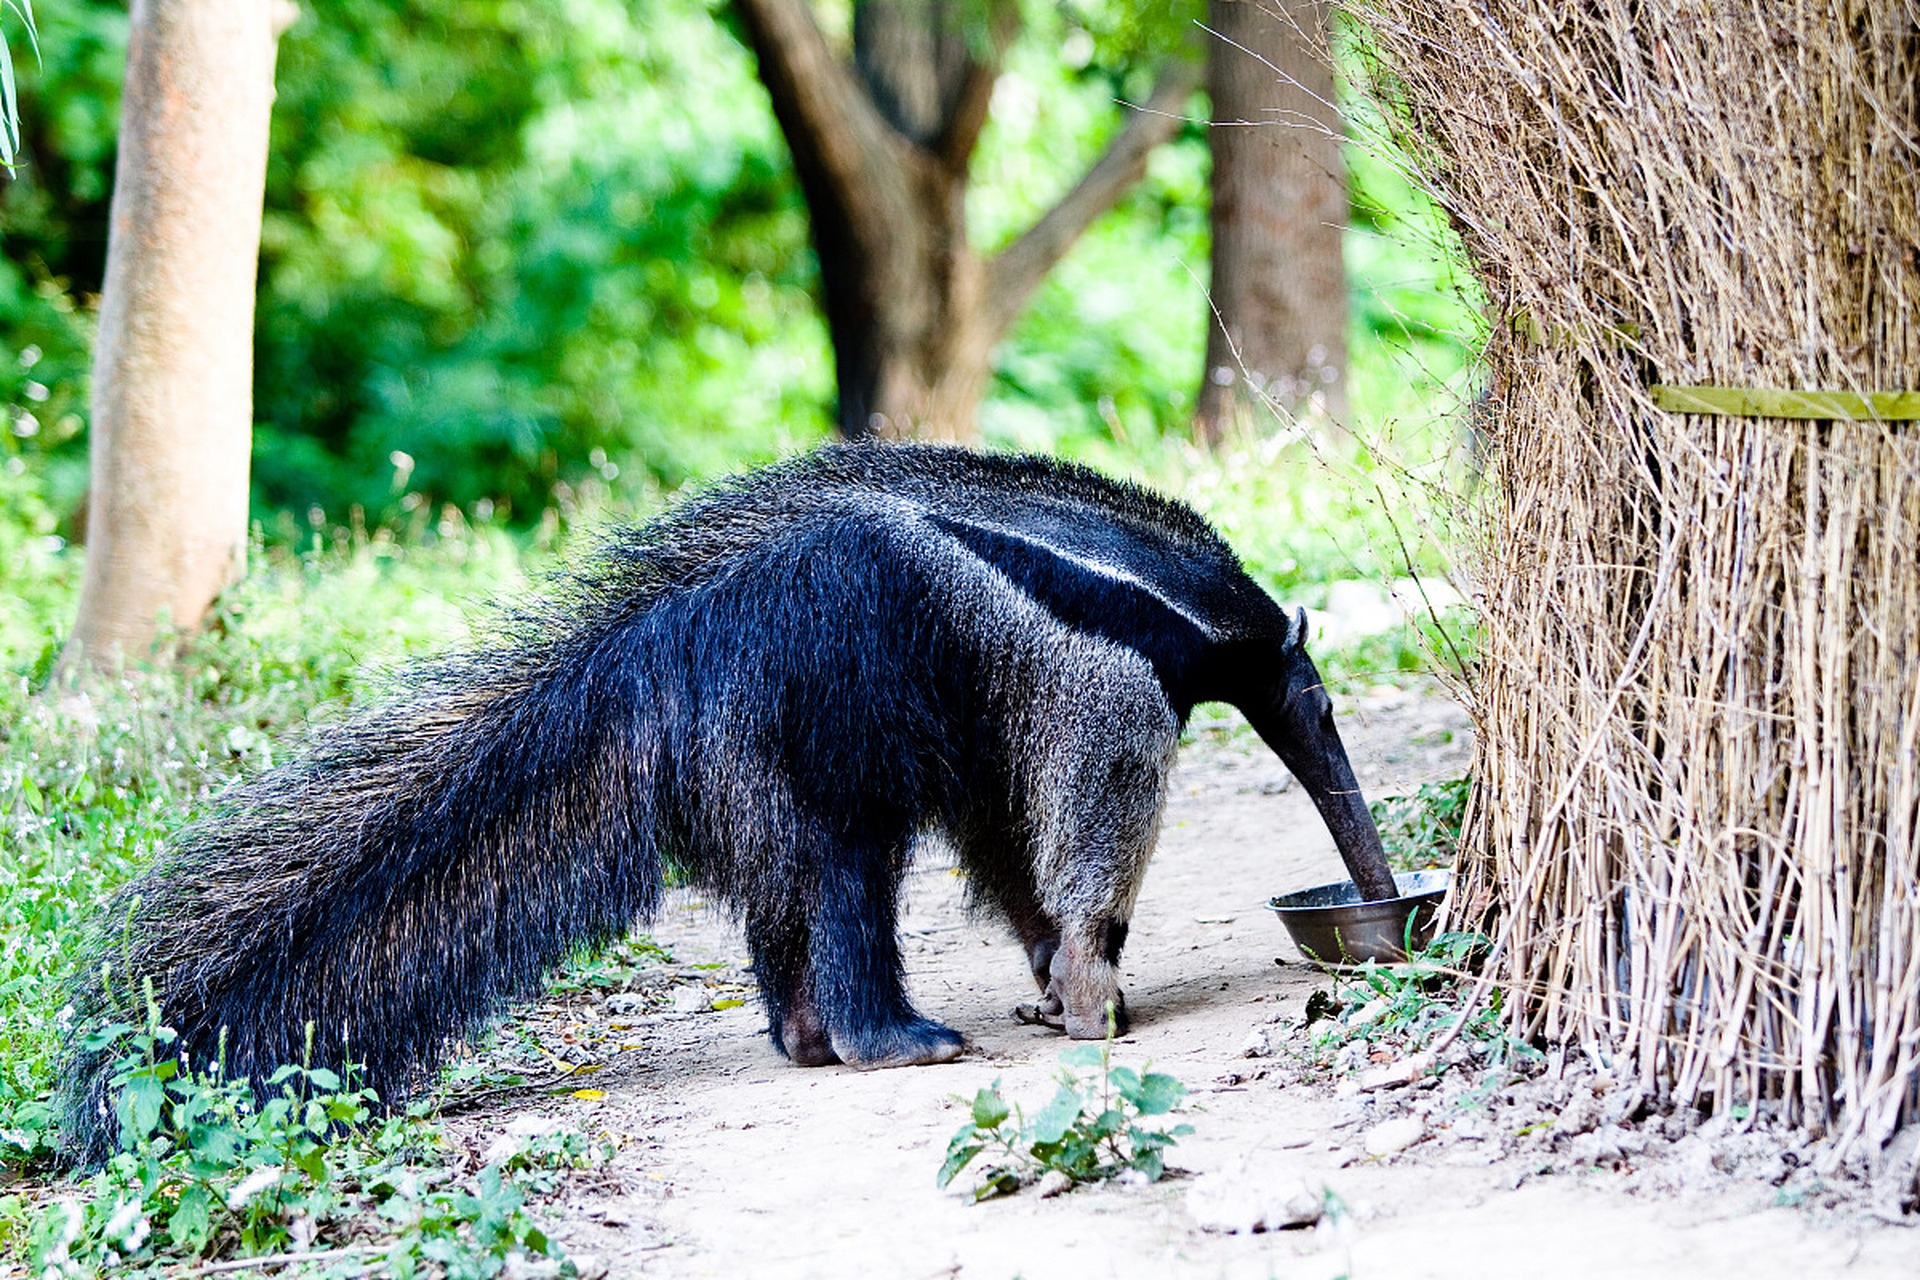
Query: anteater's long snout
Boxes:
[
  {"xmin": 1240, "ymin": 624, "xmax": 1401, "ymax": 904},
  {"xmin": 1299, "ymin": 746, "xmax": 1399, "ymax": 903}
]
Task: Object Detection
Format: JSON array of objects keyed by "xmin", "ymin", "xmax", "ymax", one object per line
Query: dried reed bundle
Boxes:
[{"xmin": 1344, "ymin": 1, "xmax": 1920, "ymax": 1158}]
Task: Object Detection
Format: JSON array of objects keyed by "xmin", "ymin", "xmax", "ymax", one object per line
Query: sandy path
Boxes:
[{"xmin": 452, "ymin": 692, "xmax": 1920, "ymax": 1279}]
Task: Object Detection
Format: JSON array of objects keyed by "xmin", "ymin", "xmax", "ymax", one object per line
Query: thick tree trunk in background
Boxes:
[
  {"xmin": 63, "ymin": 0, "xmax": 278, "ymax": 671},
  {"xmin": 734, "ymin": 0, "xmax": 1196, "ymax": 441},
  {"xmin": 1195, "ymin": 0, "xmax": 1348, "ymax": 444}
]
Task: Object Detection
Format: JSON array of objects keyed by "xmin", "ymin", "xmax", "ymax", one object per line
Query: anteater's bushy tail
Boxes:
[{"xmin": 58, "ymin": 592, "xmax": 670, "ymax": 1164}]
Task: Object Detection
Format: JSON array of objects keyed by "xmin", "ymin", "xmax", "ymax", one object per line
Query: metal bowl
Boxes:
[{"xmin": 1267, "ymin": 868, "xmax": 1452, "ymax": 968}]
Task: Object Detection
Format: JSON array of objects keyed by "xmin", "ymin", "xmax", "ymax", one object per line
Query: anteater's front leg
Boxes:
[
  {"xmin": 979, "ymin": 872, "xmax": 1066, "ymax": 1026},
  {"xmin": 1049, "ymin": 916, "xmax": 1131, "ymax": 1038},
  {"xmin": 997, "ymin": 643, "xmax": 1177, "ymax": 1039},
  {"xmin": 1008, "ymin": 913, "xmax": 1136, "ymax": 1035},
  {"xmin": 1021, "ymin": 933, "xmax": 1066, "ymax": 1025}
]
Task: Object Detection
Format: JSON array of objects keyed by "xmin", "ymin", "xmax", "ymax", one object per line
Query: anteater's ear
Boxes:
[{"xmin": 1284, "ymin": 607, "xmax": 1310, "ymax": 652}]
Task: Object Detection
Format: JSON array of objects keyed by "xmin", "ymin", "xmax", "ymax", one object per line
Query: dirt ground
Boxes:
[{"xmin": 452, "ymin": 689, "xmax": 1920, "ymax": 1279}]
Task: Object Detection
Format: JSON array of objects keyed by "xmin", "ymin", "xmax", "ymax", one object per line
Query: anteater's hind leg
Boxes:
[
  {"xmin": 807, "ymin": 846, "xmax": 965, "ymax": 1067},
  {"xmin": 750, "ymin": 916, "xmax": 839, "ymax": 1067},
  {"xmin": 746, "ymin": 799, "xmax": 961, "ymax": 1068}
]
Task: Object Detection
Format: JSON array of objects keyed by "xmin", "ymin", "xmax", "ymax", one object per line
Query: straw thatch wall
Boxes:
[{"xmin": 1347, "ymin": 2, "xmax": 1920, "ymax": 1158}]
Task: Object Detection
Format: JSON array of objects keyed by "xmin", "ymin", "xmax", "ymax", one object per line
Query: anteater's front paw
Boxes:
[
  {"xmin": 1013, "ymin": 987, "xmax": 1066, "ymax": 1030},
  {"xmin": 831, "ymin": 1018, "xmax": 965, "ymax": 1069},
  {"xmin": 1062, "ymin": 994, "xmax": 1128, "ymax": 1040}
]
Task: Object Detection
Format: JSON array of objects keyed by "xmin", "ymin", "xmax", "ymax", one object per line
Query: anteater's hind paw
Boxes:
[
  {"xmin": 777, "ymin": 1002, "xmax": 842, "ymax": 1067},
  {"xmin": 830, "ymin": 1019, "xmax": 966, "ymax": 1069},
  {"xmin": 786, "ymin": 1041, "xmax": 843, "ymax": 1067}
]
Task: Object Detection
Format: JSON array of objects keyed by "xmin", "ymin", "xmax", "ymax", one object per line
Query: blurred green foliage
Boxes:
[
  {"xmin": 0, "ymin": 0, "xmax": 115, "ymax": 515},
  {"xmin": 3, "ymin": 0, "xmax": 833, "ymax": 526},
  {"xmin": 252, "ymin": 0, "xmax": 836, "ymax": 522},
  {"xmin": 0, "ymin": 0, "xmax": 1478, "ymax": 537}
]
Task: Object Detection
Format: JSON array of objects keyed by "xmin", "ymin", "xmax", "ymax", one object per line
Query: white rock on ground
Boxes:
[
  {"xmin": 482, "ymin": 1113, "xmax": 572, "ymax": 1165},
  {"xmin": 1034, "ymin": 1170, "xmax": 1075, "ymax": 1199},
  {"xmin": 1187, "ymin": 1160, "xmax": 1327, "ymax": 1233},
  {"xmin": 1364, "ymin": 1116, "xmax": 1427, "ymax": 1158}
]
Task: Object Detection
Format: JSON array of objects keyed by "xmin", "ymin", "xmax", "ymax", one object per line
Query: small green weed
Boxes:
[
  {"xmin": 1293, "ymin": 932, "xmax": 1534, "ymax": 1079},
  {"xmin": 1369, "ymin": 776, "xmax": 1470, "ymax": 871},
  {"xmin": 938, "ymin": 1027, "xmax": 1193, "ymax": 1201},
  {"xmin": 547, "ymin": 934, "xmax": 675, "ymax": 995}
]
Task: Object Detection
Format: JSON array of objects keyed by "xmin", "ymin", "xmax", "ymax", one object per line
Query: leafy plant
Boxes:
[
  {"xmin": 546, "ymin": 934, "xmax": 675, "ymax": 995},
  {"xmin": 16, "ymin": 1000, "xmax": 582, "ymax": 1278},
  {"xmin": 1294, "ymin": 931, "xmax": 1533, "ymax": 1077},
  {"xmin": 938, "ymin": 1028, "xmax": 1193, "ymax": 1201},
  {"xmin": 1370, "ymin": 775, "xmax": 1470, "ymax": 870}
]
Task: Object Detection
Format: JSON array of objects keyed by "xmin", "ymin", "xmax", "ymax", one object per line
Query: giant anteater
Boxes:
[{"xmin": 60, "ymin": 443, "xmax": 1395, "ymax": 1161}]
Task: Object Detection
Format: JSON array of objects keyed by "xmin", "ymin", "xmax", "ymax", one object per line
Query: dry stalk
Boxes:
[{"xmin": 1344, "ymin": 0, "xmax": 1920, "ymax": 1160}]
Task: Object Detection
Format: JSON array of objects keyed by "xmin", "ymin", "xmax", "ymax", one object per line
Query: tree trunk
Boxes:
[
  {"xmin": 1195, "ymin": 0, "xmax": 1348, "ymax": 444},
  {"xmin": 734, "ymin": 0, "xmax": 1196, "ymax": 442},
  {"xmin": 63, "ymin": 0, "xmax": 278, "ymax": 671}
]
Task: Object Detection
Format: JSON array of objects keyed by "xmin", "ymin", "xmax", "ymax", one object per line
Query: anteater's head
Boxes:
[{"xmin": 1241, "ymin": 609, "xmax": 1399, "ymax": 903}]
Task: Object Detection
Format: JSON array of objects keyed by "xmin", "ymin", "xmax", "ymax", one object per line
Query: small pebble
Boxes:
[
  {"xmin": 1035, "ymin": 1169, "xmax": 1074, "ymax": 1199},
  {"xmin": 1364, "ymin": 1115, "xmax": 1426, "ymax": 1157},
  {"xmin": 1549, "ymin": 1093, "xmax": 1604, "ymax": 1142}
]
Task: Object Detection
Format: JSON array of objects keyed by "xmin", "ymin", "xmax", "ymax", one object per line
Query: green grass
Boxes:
[{"xmin": 6, "ymin": 1002, "xmax": 602, "ymax": 1274}]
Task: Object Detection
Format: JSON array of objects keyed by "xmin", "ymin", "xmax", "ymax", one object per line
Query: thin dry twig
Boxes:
[{"xmin": 169, "ymin": 1246, "xmax": 377, "ymax": 1277}]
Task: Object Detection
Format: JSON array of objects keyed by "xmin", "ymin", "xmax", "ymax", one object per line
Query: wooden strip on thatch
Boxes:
[{"xmin": 1650, "ymin": 386, "xmax": 1920, "ymax": 420}]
